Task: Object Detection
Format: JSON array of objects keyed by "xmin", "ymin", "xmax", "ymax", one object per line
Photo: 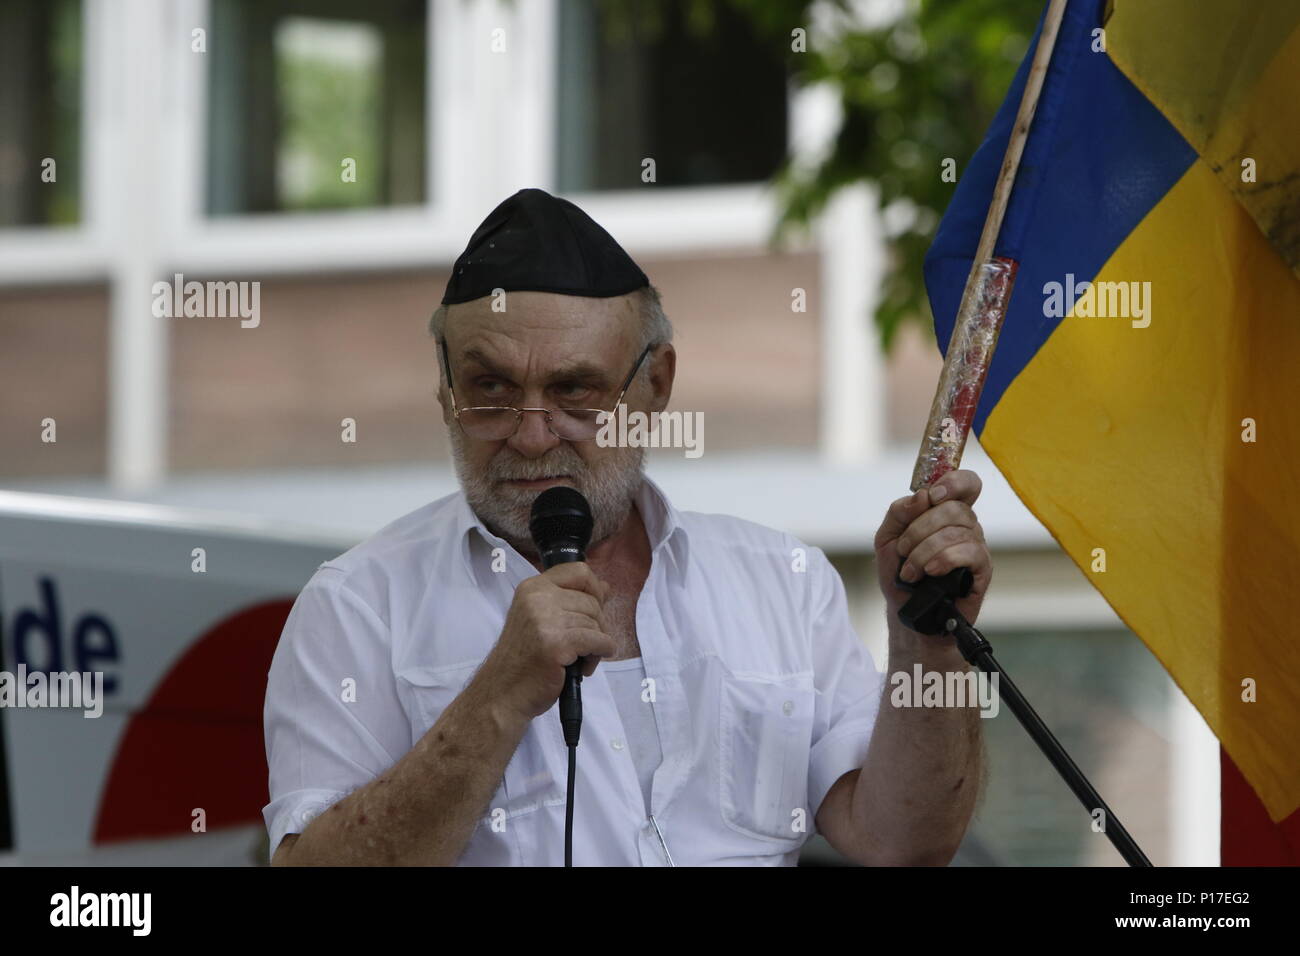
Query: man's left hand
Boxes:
[{"xmin": 874, "ymin": 468, "xmax": 992, "ymax": 630}]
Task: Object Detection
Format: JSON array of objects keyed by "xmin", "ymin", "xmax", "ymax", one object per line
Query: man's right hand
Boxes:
[
  {"xmin": 273, "ymin": 564, "xmax": 610, "ymax": 866},
  {"xmin": 475, "ymin": 562, "xmax": 616, "ymax": 723}
]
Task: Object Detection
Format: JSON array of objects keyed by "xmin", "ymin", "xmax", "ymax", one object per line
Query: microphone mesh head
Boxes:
[{"xmin": 529, "ymin": 486, "xmax": 594, "ymax": 552}]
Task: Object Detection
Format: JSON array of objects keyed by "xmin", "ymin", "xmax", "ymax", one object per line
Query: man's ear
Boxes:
[
  {"xmin": 435, "ymin": 344, "xmax": 453, "ymax": 426},
  {"xmin": 646, "ymin": 344, "xmax": 676, "ymax": 414},
  {"xmin": 436, "ymin": 380, "xmax": 452, "ymax": 426}
]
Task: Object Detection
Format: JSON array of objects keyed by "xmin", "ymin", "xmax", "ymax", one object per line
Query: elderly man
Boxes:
[{"xmin": 263, "ymin": 188, "xmax": 992, "ymax": 866}]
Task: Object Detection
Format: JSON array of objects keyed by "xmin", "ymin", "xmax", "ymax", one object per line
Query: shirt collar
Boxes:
[{"xmin": 451, "ymin": 473, "xmax": 690, "ymax": 585}]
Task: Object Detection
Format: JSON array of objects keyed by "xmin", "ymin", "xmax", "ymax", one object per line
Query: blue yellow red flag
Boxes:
[{"xmin": 924, "ymin": 0, "xmax": 1300, "ymax": 860}]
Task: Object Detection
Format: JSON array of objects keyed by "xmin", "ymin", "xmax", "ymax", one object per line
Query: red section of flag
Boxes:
[
  {"xmin": 92, "ymin": 600, "xmax": 293, "ymax": 843},
  {"xmin": 1221, "ymin": 747, "xmax": 1300, "ymax": 866}
]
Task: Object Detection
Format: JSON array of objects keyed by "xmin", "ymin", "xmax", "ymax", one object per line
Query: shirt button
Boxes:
[
  {"xmin": 782, "ymin": 700, "xmax": 794, "ymax": 716},
  {"xmin": 611, "ymin": 738, "xmax": 624, "ymax": 751}
]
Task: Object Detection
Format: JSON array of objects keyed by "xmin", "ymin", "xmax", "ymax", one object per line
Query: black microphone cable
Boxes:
[{"xmin": 529, "ymin": 486, "xmax": 594, "ymax": 867}]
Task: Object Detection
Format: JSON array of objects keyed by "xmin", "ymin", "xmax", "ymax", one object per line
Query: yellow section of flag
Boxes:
[{"xmin": 982, "ymin": 158, "xmax": 1300, "ymax": 821}]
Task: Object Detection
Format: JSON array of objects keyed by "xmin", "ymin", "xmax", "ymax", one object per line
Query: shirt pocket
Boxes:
[
  {"xmin": 718, "ymin": 669, "xmax": 816, "ymax": 845},
  {"xmin": 397, "ymin": 663, "xmax": 565, "ymax": 829}
]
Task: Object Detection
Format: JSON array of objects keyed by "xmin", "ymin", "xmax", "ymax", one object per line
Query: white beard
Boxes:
[{"xmin": 449, "ymin": 428, "xmax": 646, "ymax": 556}]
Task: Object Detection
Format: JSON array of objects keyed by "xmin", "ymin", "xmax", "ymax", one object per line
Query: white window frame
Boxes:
[{"xmin": 0, "ymin": 0, "xmax": 881, "ymax": 483}]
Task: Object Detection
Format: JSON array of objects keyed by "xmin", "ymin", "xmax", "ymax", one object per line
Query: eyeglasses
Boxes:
[{"xmin": 439, "ymin": 339, "xmax": 654, "ymax": 441}]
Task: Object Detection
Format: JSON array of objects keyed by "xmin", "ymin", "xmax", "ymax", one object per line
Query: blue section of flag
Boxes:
[{"xmin": 923, "ymin": 0, "xmax": 1196, "ymax": 434}]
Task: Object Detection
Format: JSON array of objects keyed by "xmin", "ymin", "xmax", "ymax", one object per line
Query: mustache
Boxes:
[{"xmin": 486, "ymin": 448, "xmax": 586, "ymax": 482}]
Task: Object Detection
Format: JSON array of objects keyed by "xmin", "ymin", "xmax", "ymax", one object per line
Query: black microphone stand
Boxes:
[{"xmin": 895, "ymin": 562, "xmax": 1153, "ymax": 867}]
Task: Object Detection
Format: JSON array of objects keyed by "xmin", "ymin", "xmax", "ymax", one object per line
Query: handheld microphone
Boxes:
[{"xmin": 528, "ymin": 486, "xmax": 594, "ymax": 748}]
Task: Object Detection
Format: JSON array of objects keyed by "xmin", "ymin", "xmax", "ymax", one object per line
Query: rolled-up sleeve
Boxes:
[
  {"xmin": 804, "ymin": 546, "xmax": 885, "ymax": 825},
  {"xmin": 262, "ymin": 567, "xmax": 407, "ymax": 861}
]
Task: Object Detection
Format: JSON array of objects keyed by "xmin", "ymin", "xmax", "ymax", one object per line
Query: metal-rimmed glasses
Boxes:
[{"xmin": 439, "ymin": 339, "xmax": 653, "ymax": 441}]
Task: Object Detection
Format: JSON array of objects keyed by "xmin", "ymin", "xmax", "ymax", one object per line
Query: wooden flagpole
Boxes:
[{"xmin": 910, "ymin": 0, "xmax": 1071, "ymax": 491}]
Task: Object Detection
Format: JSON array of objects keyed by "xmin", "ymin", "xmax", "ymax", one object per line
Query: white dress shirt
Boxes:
[
  {"xmin": 602, "ymin": 657, "xmax": 662, "ymax": 814},
  {"xmin": 263, "ymin": 475, "xmax": 884, "ymax": 866}
]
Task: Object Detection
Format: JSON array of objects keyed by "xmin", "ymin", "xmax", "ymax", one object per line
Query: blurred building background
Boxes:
[{"xmin": 0, "ymin": 0, "xmax": 1218, "ymax": 865}]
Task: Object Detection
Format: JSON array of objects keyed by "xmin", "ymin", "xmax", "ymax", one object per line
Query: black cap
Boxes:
[{"xmin": 441, "ymin": 188, "xmax": 649, "ymax": 305}]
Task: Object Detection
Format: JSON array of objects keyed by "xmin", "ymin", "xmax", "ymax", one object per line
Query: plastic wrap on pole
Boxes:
[{"xmin": 911, "ymin": 256, "xmax": 1019, "ymax": 491}]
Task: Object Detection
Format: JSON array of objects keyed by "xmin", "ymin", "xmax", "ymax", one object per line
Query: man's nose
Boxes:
[{"xmin": 507, "ymin": 408, "xmax": 562, "ymax": 457}]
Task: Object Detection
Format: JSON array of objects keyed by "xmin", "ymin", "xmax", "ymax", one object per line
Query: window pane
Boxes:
[
  {"xmin": 275, "ymin": 17, "xmax": 383, "ymax": 209},
  {"xmin": 0, "ymin": 0, "xmax": 82, "ymax": 228},
  {"xmin": 556, "ymin": 0, "xmax": 788, "ymax": 192},
  {"xmin": 206, "ymin": 0, "xmax": 426, "ymax": 215}
]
